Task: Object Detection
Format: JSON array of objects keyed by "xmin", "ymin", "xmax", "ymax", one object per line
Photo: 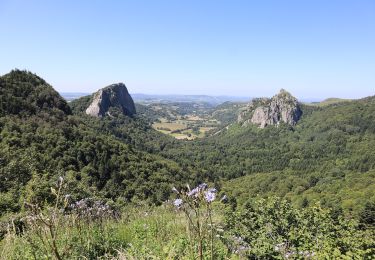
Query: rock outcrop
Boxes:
[
  {"xmin": 85, "ymin": 83, "xmax": 136, "ymax": 117},
  {"xmin": 238, "ymin": 89, "xmax": 302, "ymax": 128}
]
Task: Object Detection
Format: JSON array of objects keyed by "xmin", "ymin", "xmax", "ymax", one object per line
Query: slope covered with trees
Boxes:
[
  {"xmin": 160, "ymin": 96, "xmax": 375, "ymax": 215},
  {"xmin": 0, "ymin": 70, "xmax": 71, "ymax": 117},
  {"xmin": 1, "ymin": 70, "xmax": 375, "ymax": 258},
  {"xmin": 2, "ymin": 70, "xmax": 375, "ymax": 219},
  {"xmin": 0, "ymin": 70, "xmax": 191, "ymax": 217}
]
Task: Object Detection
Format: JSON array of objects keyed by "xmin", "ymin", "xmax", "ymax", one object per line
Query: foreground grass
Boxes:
[
  {"xmin": 0, "ymin": 205, "xmax": 232, "ymax": 260},
  {"xmin": 1, "ymin": 190, "xmax": 374, "ymax": 259}
]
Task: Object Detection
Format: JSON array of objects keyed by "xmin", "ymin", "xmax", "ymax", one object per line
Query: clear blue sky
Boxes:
[{"xmin": 1, "ymin": 0, "xmax": 374, "ymax": 99}]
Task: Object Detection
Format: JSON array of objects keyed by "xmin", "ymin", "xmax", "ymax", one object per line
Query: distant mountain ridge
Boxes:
[
  {"xmin": 309, "ymin": 98, "xmax": 353, "ymax": 107},
  {"xmin": 61, "ymin": 93, "xmax": 251, "ymax": 106},
  {"xmin": 60, "ymin": 92, "xmax": 90, "ymax": 101},
  {"xmin": 131, "ymin": 94, "xmax": 251, "ymax": 105}
]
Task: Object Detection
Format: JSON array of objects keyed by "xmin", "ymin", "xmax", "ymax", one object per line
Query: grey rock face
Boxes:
[
  {"xmin": 238, "ymin": 89, "xmax": 302, "ymax": 128},
  {"xmin": 86, "ymin": 83, "xmax": 136, "ymax": 117}
]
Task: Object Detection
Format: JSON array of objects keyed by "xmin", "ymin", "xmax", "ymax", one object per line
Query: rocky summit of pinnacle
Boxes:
[
  {"xmin": 85, "ymin": 83, "xmax": 136, "ymax": 117},
  {"xmin": 238, "ymin": 89, "xmax": 302, "ymax": 128}
]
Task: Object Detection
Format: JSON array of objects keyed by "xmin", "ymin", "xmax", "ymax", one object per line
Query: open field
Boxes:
[
  {"xmin": 152, "ymin": 116, "xmax": 219, "ymax": 140},
  {"xmin": 143, "ymin": 101, "xmax": 222, "ymax": 140},
  {"xmin": 153, "ymin": 122, "xmax": 187, "ymax": 131}
]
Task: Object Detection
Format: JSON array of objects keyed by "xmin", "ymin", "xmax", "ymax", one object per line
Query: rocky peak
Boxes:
[
  {"xmin": 238, "ymin": 89, "xmax": 302, "ymax": 128},
  {"xmin": 85, "ymin": 83, "xmax": 136, "ymax": 117}
]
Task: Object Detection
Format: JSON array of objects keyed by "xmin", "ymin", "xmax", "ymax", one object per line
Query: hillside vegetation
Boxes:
[
  {"xmin": 309, "ymin": 98, "xmax": 353, "ymax": 107},
  {"xmin": 0, "ymin": 71, "xmax": 191, "ymax": 216},
  {"xmin": 0, "ymin": 70, "xmax": 71, "ymax": 117},
  {"xmin": 161, "ymin": 97, "xmax": 375, "ymax": 214},
  {"xmin": 1, "ymin": 70, "xmax": 374, "ymax": 258}
]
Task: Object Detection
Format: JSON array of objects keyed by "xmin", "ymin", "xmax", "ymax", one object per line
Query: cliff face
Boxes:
[
  {"xmin": 238, "ymin": 89, "xmax": 302, "ymax": 128},
  {"xmin": 85, "ymin": 83, "xmax": 136, "ymax": 117}
]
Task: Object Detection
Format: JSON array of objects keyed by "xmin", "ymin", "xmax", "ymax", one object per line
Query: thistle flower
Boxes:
[
  {"xmin": 188, "ymin": 187, "xmax": 199, "ymax": 197},
  {"xmin": 174, "ymin": 198, "xmax": 183, "ymax": 208},
  {"xmin": 188, "ymin": 183, "xmax": 209, "ymax": 197},
  {"xmin": 204, "ymin": 190, "xmax": 216, "ymax": 203},
  {"xmin": 198, "ymin": 183, "xmax": 208, "ymax": 190}
]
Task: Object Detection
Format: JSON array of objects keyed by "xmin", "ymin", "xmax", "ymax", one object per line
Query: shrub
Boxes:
[{"xmin": 224, "ymin": 196, "xmax": 375, "ymax": 258}]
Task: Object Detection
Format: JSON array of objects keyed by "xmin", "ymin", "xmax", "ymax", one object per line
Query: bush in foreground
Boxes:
[{"xmin": 225, "ymin": 197, "xmax": 375, "ymax": 259}]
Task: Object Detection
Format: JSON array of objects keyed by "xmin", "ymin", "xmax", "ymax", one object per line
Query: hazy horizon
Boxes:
[
  {"xmin": 60, "ymin": 90, "xmax": 360, "ymax": 103},
  {"xmin": 1, "ymin": 0, "xmax": 374, "ymax": 99}
]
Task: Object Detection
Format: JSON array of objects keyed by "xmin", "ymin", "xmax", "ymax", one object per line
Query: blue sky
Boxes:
[{"xmin": 0, "ymin": 0, "xmax": 374, "ymax": 99}]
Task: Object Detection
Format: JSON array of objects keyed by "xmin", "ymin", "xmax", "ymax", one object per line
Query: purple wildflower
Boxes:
[
  {"xmin": 188, "ymin": 187, "xmax": 199, "ymax": 197},
  {"xmin": 204, "ymin": 190, "xmax": 216, "ymax": 203},
  {"xmin": 198, "ymin": 183, "xmax": 208, "ymax": 190},
  {"xmin": 174, "ymin": 198, "xmax": 183, "ymax": 208},
  {"xmin": 188, "ymin": 183, "xmax": 209, "ymax": 197}
]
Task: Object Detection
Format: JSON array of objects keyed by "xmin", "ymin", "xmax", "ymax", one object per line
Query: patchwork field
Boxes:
[
  {"xmin": 152, "ymin": 118, "xmax": 219, "ymax": 140},
  {"xmin": 138, "ymin": 101, "xmax": 223, "ymax": 140}
]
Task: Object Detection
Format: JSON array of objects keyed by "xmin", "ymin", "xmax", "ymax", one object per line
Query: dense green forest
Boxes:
[
  {"xmin": 0, "ymin": 70, "xmax": 193, "ymax": 216},
  {"xmin": 2, "ymin": 69, "xmax": 375, "ymax": 217},
  {"xmin": 1, "ymin": 70, "xmax": 374, "ymax": 258},
  {"xmin": 160, "ymin": 100, "xmax": 375, "ymax": 214}
]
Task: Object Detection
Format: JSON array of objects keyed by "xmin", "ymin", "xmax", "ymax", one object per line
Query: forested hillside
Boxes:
[
  {"xmin": 1, "ymin": 70, "xmax": 375, "ymax": 258},
  {"xmin": 0, "ymin": 70, "xmax": 191, "ymax": 216},
  {"xmin": 2, "ymin": 70, "xmax": 375, "ymax": 217},
  {"xmin": 0, "ymin": 70, "xmax": 71, "ymax": 117},
  {"xmin": 160, "ymin": 96, "xmax": 375, "ymax": 214}
]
